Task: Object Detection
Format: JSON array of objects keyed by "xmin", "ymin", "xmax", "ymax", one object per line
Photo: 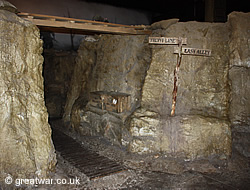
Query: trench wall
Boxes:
[{"xmin": 66, "ymin": 12, "xmax": 249, "ymax": 159}]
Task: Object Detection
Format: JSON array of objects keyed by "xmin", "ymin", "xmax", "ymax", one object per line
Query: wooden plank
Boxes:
[
  {"xmin": 149, "ymin": 37, "xmax": 187, "ymax": 45},
  {"xmin": 18, "ymin": 12, "xmax": 151, "ymax": 35},
  {"xmin": 37, "ymin": 26, "xmax": 93, "ymax": 35},
  {"xmin": 18, "ymin": 12, "xmax": 137, "ymax": 28},
  {"xmin": 24, "ymin": 17, "xmax": 139, "ymax": 35},
  {"xmin": 174, "ymin": 47, "xmax": 212, "ymax": 56},
  {"xmin": 89, "ymin": 91, "xmax": 131, "ymax": 113}
]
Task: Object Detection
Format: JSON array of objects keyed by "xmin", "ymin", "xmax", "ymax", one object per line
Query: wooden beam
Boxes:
[{"xmin": 18, "ymin": 13, "xmax": 151, "ymax": 35}]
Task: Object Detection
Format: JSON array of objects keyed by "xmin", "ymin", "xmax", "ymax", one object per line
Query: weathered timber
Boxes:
[
  {"xmin": 18, "ymin": 12, "xmax": 151, "ymax": 35},
  {"xmin": 89, "ymin": 91, "xmax": 131, "ymax": 113},
  {"xmin": 149, "ymin": 37, "xmax": 187, "ymax": 45},
  {"xmin": 174, "ymin": 47, "xmax": 212, "ymax": 56}
]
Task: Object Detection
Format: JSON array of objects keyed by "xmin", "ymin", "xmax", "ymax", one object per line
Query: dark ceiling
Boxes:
[
  {"xmin": 82, "ymin": 0, "xmax": 250, "ymax": 22},
  {"xmin": 84, "ymin": 0, "xmax": 193, "ymax": 13}
]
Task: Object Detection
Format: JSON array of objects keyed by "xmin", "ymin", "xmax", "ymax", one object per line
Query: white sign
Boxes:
[
  {"xmin": 174, "ymin": 47, "xmax": 211, "ymax": 56},
  {"xmin": 149, "ymin": 37, "xmax": 187, "ymax": 45}
]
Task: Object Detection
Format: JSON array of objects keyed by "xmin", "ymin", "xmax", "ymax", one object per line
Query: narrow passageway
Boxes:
[
  {"xmin": 51, "ymin": 122, "xmax": 126, "ymax": 180},
  {"xmin": 50, "ymin": 121, "xmax": 250, "ymax": 189}
]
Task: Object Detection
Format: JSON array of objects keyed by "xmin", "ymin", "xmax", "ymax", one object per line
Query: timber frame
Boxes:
[{"xmin": 18, "ymin": 13, "xmax": 152, "ymax": 35}]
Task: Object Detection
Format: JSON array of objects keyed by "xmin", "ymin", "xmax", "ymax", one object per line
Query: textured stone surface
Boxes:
[
  {"xmin": 0, "ymin": 10, "xmax": 56, "ymax": 183},
  {"xmin": 142, "ymin": 21, "xmax": 230, "ymax": 117},
  {"xmin": 232, "ymin": 125, "xmax": 250, "ymax": 158},
  {"xmin": 67, "ymin": 35, "xmax": 151, "ymax": 145},
  {"xmin": 150, "ymin": 18, "xmax": 179, "ymax": 30},
  {"xmin": 44, "ymin": 50, "xmax": 76, "ymax": 118},
  {"xmin": 72, "ymin": 108, "xmax": 124, "ymax": 145},
  {"xmin": 129, "ymin": 113, "xmax": 231, "ymax": 159},
  {"xmin": 228, "ymin": 12, "xmax": 250, "ymax": 68},
  {"xmin": 0, "ymin": 0, "xmax": 18, "ymax": 13},
  {"xmin": 63, "ymin": 37, "xmax": 98, "ymax": 124},
  {"xmin": 85, "ymin": 35, "xmax": 151, "ymax": 112},
  {"xmin": 66, "ymin": 12, "xmax": 250, "ymax": 160},
  {"xmin": 229, "ymin": 66, "xmax": 250, "ymax": 125},
  {"xmin": 129, "ymin": 20, "xmax": 232, "ymax": 158},
  {"xmin": 228, "ymin": 12, "xmax": 250, "ymax": 126}
]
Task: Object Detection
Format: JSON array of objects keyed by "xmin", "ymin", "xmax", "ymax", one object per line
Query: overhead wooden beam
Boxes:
[{"xmin": 18, "ymin": 13, "xmax": 151, "ymax": 35}]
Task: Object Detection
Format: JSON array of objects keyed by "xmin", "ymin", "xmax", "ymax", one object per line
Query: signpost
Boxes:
[
  {"xmin": 174, "ymin": 47, "xmax": 211, "ymax": 56},
  {"xmin": 149, "ymin": 37, "xmax": 187, "ymax": 45},
  {"xmin": 148, "ymin": 36, "xmax": 211, "ymax": 116}
]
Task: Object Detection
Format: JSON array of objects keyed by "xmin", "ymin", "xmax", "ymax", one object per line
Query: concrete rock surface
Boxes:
[
  {"xmin": 143, "ymin": 21, "xmax": 230, "ymax": 117},
  {"xmin": 129, "ymin": 113, "xmax": 231, "ymax": 159},
  {"xmin": 0, "ymin": 0, "xmax": 18, "ymax": 13},
  {"xmin": 130, "ymin": 19, "xmax": 232, "ymax": 158},
  {"xmin": 67, "ymin": 35, "xmax": 151, "ymax": 145},
  {"xmin": 150, "ymin": 18, "xmax": 179, "ymax": 30},
  {"xmin": 0, "ymin": 10, "xmax": 56, "ymax": 184},
  {"xmin": 129, "ymin": 12, "xmax": 249, "ymax": 158},
  {"xmin": 229, "ymin": 66, "xmax": 250, "ymax": 125},
  {"xmin": 228, "ymin": 12, "xmax": 250, "ymax": 126},
  {"xmin": 228, "ymin": 12, "xmax": 250, "ymax": 68},
  {"xmin": 66, "ymin": 12, "xmax": 249, "ymax": 160},
  {"xmin": 43, "ymin": 50, "xmax": 76, "ymax": 118},
  {"xmin": 63, "ymin": 37, "xmax": 98, "ymax": 124}
]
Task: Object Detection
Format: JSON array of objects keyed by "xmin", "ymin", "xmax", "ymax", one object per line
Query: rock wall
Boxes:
[
  {"xmin": 0, "ymin": 9, "xmax": 56, "ymax": 184},
  {"xmin": 65, "ymin": 35, "xmax": 151, "ymax": 144},
  {"xmin": 66, "ymin": 12, "xmax": 249, "ymax": 160},
  {"xmin": 129, "ymin": 19, "xmax": 232, "ymax": 159},
  {"xmin": 143, "ymin": 21, "xmax": 231, "ymax": 118},
  {"xmin": 228, "ymin": 12, "xmax": 250, "ymax": 126},
  {"xmin": 43, "ymin": 50, "xmax": 76, "ymax": 118},
  {"xmin": 63, "ymin": 36, "xmax": 98, "ymax": 125}
]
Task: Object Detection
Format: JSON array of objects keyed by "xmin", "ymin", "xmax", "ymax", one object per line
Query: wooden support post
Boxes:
[
  {"xmin": 171, "ymin": 37, "xmax": 183, "ymax": 116},
  {"xmin": 149, "ymin": 37, "xmax": 187, "ymax": 116},
  {"xmin": 149, "ymin": 37, "xmax": 211, "ymax": 117}
]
